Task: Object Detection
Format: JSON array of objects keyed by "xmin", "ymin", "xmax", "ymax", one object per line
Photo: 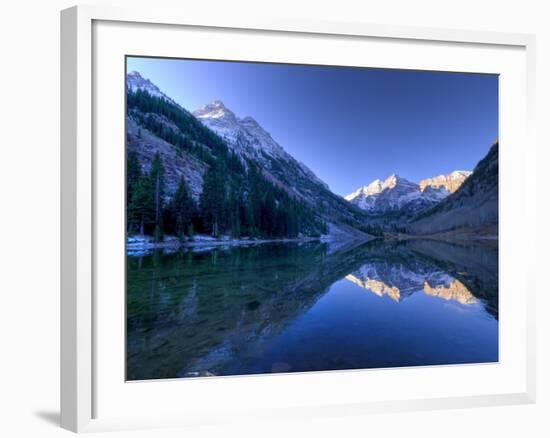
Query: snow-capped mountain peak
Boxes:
[
  {"xmin": 381, "ymin": 174, "xmax": 417, "ymax": 190},
  {"xmin": 419, "ymin": 170, "xmax": 472, "ymax": 193},
  {"xmin": 345, "ymin": 172, "xmax": 456, "ymax": 214},
  {"xmin": 365, "ymin": 178, "xmax": 383, "ymax": 194},
  {"xmin": 451, "ymin": 170, "xmax": 471, "ymax": 177},
  {"xmin": 192, "ymin": 101, "xmax": 329, "ymax": 190},
  {"xmin": 126, "ymin": 71, "xmax": 177, "ymax": 105},
  {"xmin": 126, "ymin": 71, "xmax": 332, "ymax": 195},
  {"xmin": 193, "ymin": 100, "xmax": 237, "ymax": 121},
  {"xmin": 368, "ymin": 178, "xmax": 383, "ymax": 189},
  {"xmin": 344, "ymin": 179, "xmax": 383, "ymax": 201}
]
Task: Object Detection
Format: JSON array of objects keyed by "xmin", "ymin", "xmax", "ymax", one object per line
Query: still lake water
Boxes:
[{"xmin": 127, "ymin": 239, "xmax": 498, "ymax": 380}]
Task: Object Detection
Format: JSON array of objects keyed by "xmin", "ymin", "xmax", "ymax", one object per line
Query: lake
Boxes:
[{"xmin": 126, "ymin": 239, "xmax": 498, "ymax": 380}]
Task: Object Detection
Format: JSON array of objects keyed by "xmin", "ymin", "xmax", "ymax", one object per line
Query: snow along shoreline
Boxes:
[{"xmin": 127, "ymin": 234, "xmax": 323, "ymax": 255}]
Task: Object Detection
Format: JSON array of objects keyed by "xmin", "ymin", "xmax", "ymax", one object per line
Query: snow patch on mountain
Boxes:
[
  {"xmin": 127, "ymin": 71, "xmax": 180, "ymax": 106},
  {"xmin": 193, "ymin": 100, "xmax": 329, "ymax": 189},
  {"xmin": 346, "ymin": 170, "xmax": 471, "ymax": 214},
  {"xmin": 344, "ymin": 179, "xmax": 383, "ymax": 201},
  {"xmin": 346, "ymin": 174, "xmax": 433, "ymax": 213},
  {"xmin": 419, "ymin": 170, "xmax": 472, "ymax": 193}
]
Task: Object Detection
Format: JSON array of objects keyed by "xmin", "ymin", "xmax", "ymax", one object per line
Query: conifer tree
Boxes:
[
  {"xmin": 169, "ymin": 176, "xmax": 195, "ymax": 238},
  {"xmin": 150, "ymin": 153, "xmax": 166, "ymax": 240},
  {"xmin": 128, "ymin": 174, "xmax": 154, "ymax": 235},
  {"xmin": 126, "ymin": 150, "xmax": 141, "ymax": 211},
  {"xmin": 127, "ymin": 87, "xmax": 328, "ymax": 240},
  {"xmin": 200, "ymin": 160, "xmax": 226, "ymax": 236}
]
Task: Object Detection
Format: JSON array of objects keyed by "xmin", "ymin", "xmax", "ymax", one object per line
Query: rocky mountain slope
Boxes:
[
  {"xmin": 409, "ymin": 142, "xmax": 498, "ymax": 235},
  {"xmin": 193, "ymin": 100, "xmax": 329, "ymax": 190},
  {"xmin": 193, "ymin": 100, "xmax": 370, "ymax": 238},
  {"xmin": 126, "ymin": 117, "xmax": 208, "ymax": 200},
  {"xmin": 126, "ymin": 71, "xmax": 370, "ymax": 240}
]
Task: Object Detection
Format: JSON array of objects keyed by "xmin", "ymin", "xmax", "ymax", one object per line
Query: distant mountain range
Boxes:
[
  {"xmin": 345, "ymin": 171, "xmax": 472, "ymax": 215},
  {"xmin": 126, "ymin": 71, "xmax": 497, "ymax": 240}
]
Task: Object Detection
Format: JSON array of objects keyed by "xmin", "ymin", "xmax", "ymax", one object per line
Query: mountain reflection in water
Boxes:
[
  {"xmin": 345, "ymin": 266, "xmax": 477, "ymax": 305},
  {"xmin": 127, "ymin": 239, "xmax": 498, "ymax": 380}
]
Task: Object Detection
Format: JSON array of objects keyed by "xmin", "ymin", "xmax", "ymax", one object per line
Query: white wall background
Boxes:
[{"xmin": 0, "ymin": 0, "xmax": 547, "ymax": 436}]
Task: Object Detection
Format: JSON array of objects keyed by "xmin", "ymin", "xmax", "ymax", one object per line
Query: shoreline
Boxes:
[
  {"xmin": 381, "ymin": 227, "xmax": 499, "ymax": 248},
  {"xmin": 127, "ymin": 225, "xmax": 499, "ymax": 256},
  {"xmin": 127, "ymin": 234, "xmax": 324, "ymax": 254}
]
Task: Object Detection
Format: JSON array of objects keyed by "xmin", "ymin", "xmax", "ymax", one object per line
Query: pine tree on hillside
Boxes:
[
  {"xmin": 127, "ymin": 150, "xmax": 141, "ymax": 204},
  {"xmin": 228, "ymin": 186, "xmax": 243, "ymax": 238},
  {"xmin": 127, "ymin": 87, "xmax": 328, "ymax": 240},
  {"xmin": 128, "ymin": 174, "xmax": 155, "ymax": 235},
  {"xmin": 200, "ymin": 160, "xmax": 227, "ymax": 237},
  {"xmin": 150, "ymin": 153, "xmax": 166, "ymax": 240},
  {"xmin": 167, "ymin": 176, "xmax": 196, "ymax": 238}
]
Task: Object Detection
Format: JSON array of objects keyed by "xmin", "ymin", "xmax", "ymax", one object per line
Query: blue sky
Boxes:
[{"xmin": 127, "ymin": 57, "xmax": 498, "ymax": 196}]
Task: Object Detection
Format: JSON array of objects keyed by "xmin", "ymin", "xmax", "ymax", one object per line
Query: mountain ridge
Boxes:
[
  {"xmin": 127, "ymin": 71, "xmax": 180, "ymax": 107},
  {"xmin": 126, "ymin": 72, "xmax": 371, "ymax": 240},
  {"xmin": 192, "ymin": 98, "xmax": 371, "ymax": 238},
  {"xmin": 126, "ymin": 70, "xmax": 496, "ymax": 241},
  {"xmin": 419, "ymin": 170, "xmax": 472, "ymax": 193},
  {"xmin": 345, "ymin": 172, "xmax": 460, "ymax": 215},
  {"xmin": 193, "ymin": 100, "xmax": 328, "ymax": 189}
]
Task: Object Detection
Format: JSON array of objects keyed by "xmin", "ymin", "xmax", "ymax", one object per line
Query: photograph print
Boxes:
[{"xmin": 126, "ymin": 56, "xmax": 498, "ymax": 381}]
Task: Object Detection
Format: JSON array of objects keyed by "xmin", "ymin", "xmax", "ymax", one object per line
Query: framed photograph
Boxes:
[{"xmin": 61, "ymin": 5, "xmax": 537, "ymax": 433}]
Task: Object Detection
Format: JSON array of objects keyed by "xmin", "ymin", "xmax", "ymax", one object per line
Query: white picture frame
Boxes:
[{"xmin": 60, "ymin": 4, "xmax": 537, "ymax": 433}]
